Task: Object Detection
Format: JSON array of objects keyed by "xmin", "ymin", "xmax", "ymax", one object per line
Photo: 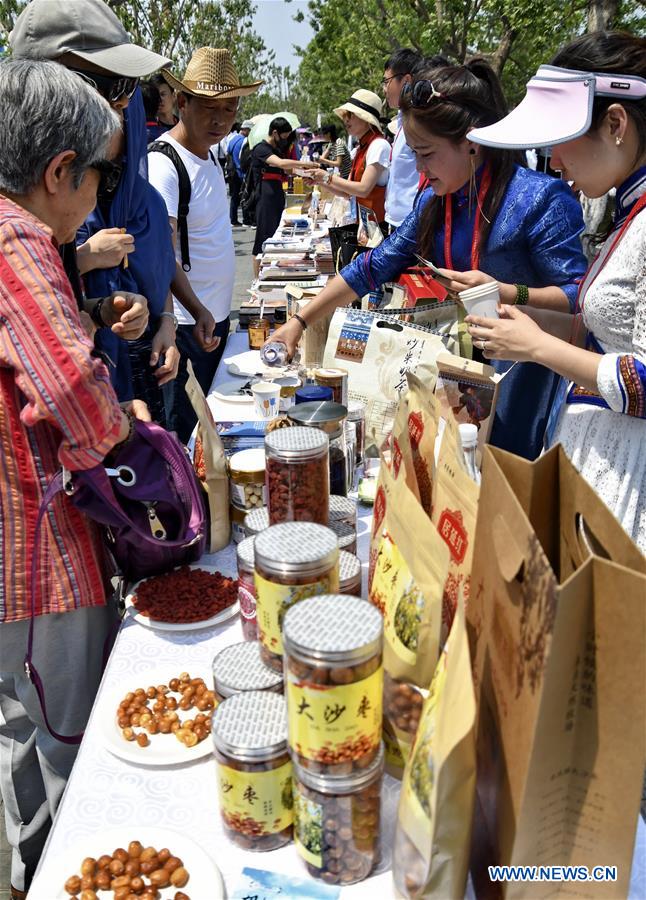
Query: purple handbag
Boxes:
[{"xmin": 25, "ymin": 419, "xmax": 207, "ymax": 743}]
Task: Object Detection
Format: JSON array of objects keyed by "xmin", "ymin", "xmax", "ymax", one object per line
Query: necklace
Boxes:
[{"xmin": 443, "ymin": 162, "xmax": 492, "ymax": 271}]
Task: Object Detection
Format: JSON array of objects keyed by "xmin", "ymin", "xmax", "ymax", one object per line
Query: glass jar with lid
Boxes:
[
  {"xmin": 283, "ymin": 594, "xmax": 383, "ymax": 775},
  {"xmin": 212, "ymin": 641, "xmax": 283, "ymax": 704},
  {"xmin": 265, "ymin": 426, "xmax": 329, "ymax": 526},
  {"xmin": 244, "ymin": 506, "xmax": 269, "ymax": 538},
  {"xmin": 347, "ymin": 400, "xmax": 366, "ymax": 466},
  {"xmin": 236, "ymin": 536, "xmax": 258, "ymax": 640},
  {"xmin": 314, "ymin": 367, "xmax": 348, "ymax": 406},
  {"xmin": 230, "ymin": 503, "xmax": 247, "ymax": 544},
  {"xmin": 254, "ymin": 522, "xmax": 339, "ymax": 672},
  {"xmin": 329, "ymin": 519, "xmax": 357, "ymax": 556},
  {"xmin": 212, "ymin": 691, "xmax": 293, "ymax": 851},
  {"xmin": 248, "ymin": 316, "xmax": 271, "ymax": 350},
  {"xmin": 329, "ymin": 495, "xmax": 357, "ymax": 531},
  {"xmin": 293, "ymin": 744, "xmax": 383, "ymax": 885},
  {"xmin": 229, "ymin": 448, "xmax": 267, "ymax": 511},
  {"xmin": 287, "ymin": 402, "xmax": 348, "ymax": 498},
  {"xmin": 339, "ymin": 550, "xmax": 362, "ymax": 597}
]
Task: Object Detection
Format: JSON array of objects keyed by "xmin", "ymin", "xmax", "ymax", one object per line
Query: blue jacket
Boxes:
[
  {"xmin": 342, "ymin": 166, "xmax": 588, "ymax": 459},
  {"xmin": 228, "ymin": 133, "xmax": 245, "ymax": 179}
]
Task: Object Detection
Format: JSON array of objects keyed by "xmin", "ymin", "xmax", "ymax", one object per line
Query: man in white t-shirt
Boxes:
[{"xmin": 148, "ymin": 48, "xmax": 262, "ymax": 441}]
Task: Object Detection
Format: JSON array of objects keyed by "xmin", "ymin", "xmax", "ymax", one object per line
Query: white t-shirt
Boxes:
[
  {"xmin": 363, "ymin": 137, "xmax": 391, "ymax": 186},
  {"xmin": 384, "ymin": 113, "xmax": 419, "ymax": 226},
  {"xmin": 148, "ymin": 134, "xmax": 235, "ymax": 325}
]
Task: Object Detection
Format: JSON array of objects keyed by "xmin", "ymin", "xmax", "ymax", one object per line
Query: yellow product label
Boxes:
[
  {"xmin": 216, "ymin": 760, "xmax": 293, "ymax": 836},
  {"xmin": 287, "ymin": 667, "xmax": 382, "ymax": 763},
  {"xmin": 293, "ymin": 783, "xmax": 323, "ymax": 868},
  {"xmin": 383, "ymin": 717, "xmax": 415, "ymax": 775},
  {"xmin": 401, "ymin": 651, "xmax": 448, "ymax": 861},
  {"xmin": 372, "ymin": 540, "xmax": 421, "ymax": 667},
  {"xmin": 255, "ymin": 569, "xmax": 339, "ymax": 657}
]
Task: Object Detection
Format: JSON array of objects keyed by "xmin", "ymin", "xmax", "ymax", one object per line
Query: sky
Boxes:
[{"xmin": 253, "ymin": 0, "xmax": 314, "ymax": 71}]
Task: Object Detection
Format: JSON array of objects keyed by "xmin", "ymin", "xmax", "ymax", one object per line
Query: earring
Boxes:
[{"xmin": 616, "ymin": 136, "xmax": 624, "ymax": 146}]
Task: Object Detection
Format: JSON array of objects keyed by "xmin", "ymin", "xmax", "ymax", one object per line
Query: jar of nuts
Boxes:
[
  {"xmin": 293, "ymin": 743, "xmax": 383, "ymax": 885},
  {"xmin": 329, "ymin": 519, "xmax": 357, "ymax": 556},
  {"xmin": 254, "ymin": 523, "xmax": 339, "ymax": 672},
  {"xmin": 230, "ymin": 503, "xmax": 247, "ymax": 544},
  {"xmin": 329, "ymin": 495, "xmax": 357, "ymax": 531},
  {"xmin": 212, "ymin": 642, "xmax": 283, "ymax": 704},
  {"xmin": 229, "ymin": 448, "xmax": 267, "ymax": 511},
  {"xmin": 283, "ymin": 595, "xmax": 383, "ymax": 775},
  {"xmin": 339, "ymin": 551, "xmax": 362, "ymax": 598},
  {"xmin": 265, "ymin": 427, "xmax": 329, "ymax": 526},
  {"xmin": 244, "ymin": 506, "xmax": 269, "ymax": 538},
  {"xmin": 237, "ymin": 536, "xmax": 258, "ymax": 640},
  {"xmin": 382, "ymin": 673, "xmax": 426, "ymax": 776},
  {"xmin": 212, "ymin": 691, "xmax": 293, "ymax": 851}
]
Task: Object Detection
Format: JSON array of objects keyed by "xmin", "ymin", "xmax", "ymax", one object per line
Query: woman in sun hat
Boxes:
[
  {"xmin": 308, "ymin": 89, "xmax": 391, "ymax": 223},
  {"xmin": 269, "ymin": 59, "xmax": 588, "ymax": 461},
  {"xmin": 465, "ymin": 31, "xmax": 646, "ymax": 550}
]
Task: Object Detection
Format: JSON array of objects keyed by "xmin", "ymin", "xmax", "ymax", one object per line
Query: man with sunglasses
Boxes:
[{"xmin": 9, "ymin": 0, "xmax": 172, "ymax": 346}]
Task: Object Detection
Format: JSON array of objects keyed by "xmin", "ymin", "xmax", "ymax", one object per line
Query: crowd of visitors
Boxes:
[{"xmin": 0, "ymin": 0, "xmax": 643, "ymax": 893}]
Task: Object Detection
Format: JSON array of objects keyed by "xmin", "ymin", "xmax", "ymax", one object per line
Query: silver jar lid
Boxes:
[
  {"xmin": 287, "ymin": 401, "xmax": 347, "ymax": 435},
  {"xmin": 265, "ymin": 425, "xmax": 328, "ymax": 460},
  {"xmin": 212, "ymin": 691, "xmax": 287, "ymax": 761},
  {"xmin": 283, "ymin": 594, "xmax": 382, "ymax": 664},
  {"xmin": 236, "ymin": 535, "xmax": 256, "ymax": 570},
  {"xmin": 244, "ymin": 507, "xmax": 269, "ymax": 536},
  {"xmin": 294, "ymin": 743, "xmax": 384, "ymax": 795},
  {"xmin": 339, "ymin": 551, "xmax": 361, "ymax": 589},
  {"xmin": 329, "ymin": 519, "xmax": 356, "ymax": 550},
  {"xmin": 329, "ymin": 495, "xmax": 356, "ymax": 523},
  {"xmin": 212, "ymin": 642, "xmax": 283, "ymax": 698},
  {"xmin": 255, "ymin": 522, "xmax": 339, "ymax": 578}
]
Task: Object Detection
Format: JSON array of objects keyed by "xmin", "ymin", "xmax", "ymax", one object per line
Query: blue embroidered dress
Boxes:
[
  {"xmin": 550, "ymin": 167, "xmax": 646, "ymax": 551},
  {"xmin": 341, "ymin": 165, "xmax": 588, "ymax": 459}
]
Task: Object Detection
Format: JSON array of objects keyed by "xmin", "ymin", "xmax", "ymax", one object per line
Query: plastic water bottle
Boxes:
[
  {"xmin": 458, "ymin": 423, "xmax": 481, "ymax": 484},
  {"xmin": 261, "ymin": 341, "xmax": 290, "ymax": 367},
  {"xmin": 309, "ymin": 186, "xmax": 321, "ymax": 225}
]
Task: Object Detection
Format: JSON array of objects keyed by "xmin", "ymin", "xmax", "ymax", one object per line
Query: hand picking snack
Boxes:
[
  {"xmin": 117, "ymin": 673, "xmax": 216, "ymax": 749},
  {"xmin": 63, "ymin": 840, "xmax": 190, "ymax": 898}
]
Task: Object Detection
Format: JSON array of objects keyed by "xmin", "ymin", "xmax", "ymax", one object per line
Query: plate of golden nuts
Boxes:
[
  {"xmin": 102, "ymin": 671, "xmax": 217, "ymax": 766},
  {"xmin": 28, "ymin": 826, "xmax": 224, "ymax": 900}
]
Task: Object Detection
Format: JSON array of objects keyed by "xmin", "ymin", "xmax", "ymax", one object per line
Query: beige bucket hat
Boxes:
[
  {"xmin": 334, "ymin": 89, "xmax": 384, "ymax": 131},
  {"xmin": 162, "ymin": 47, "xmax": 263, "ymax": 99}
]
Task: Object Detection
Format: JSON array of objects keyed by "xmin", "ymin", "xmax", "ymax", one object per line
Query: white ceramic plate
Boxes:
[
  {"xmin": 29, "ymin": 825, "xmax": 224, "ymax": 899},
  {"xmin": 100, "ymin": 668, "xmax": 214, "ymax": 767},
  {"xmin": 224, "ymin": 349, "xmax": 289, "ymax": 379},
  {"xmin": 125, "ymin": 563, "xmax": 239, "ymax": 632}
]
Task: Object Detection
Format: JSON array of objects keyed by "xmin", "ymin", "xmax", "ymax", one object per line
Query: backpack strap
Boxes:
[{"xmin": 148, "ymin": 140, "xmax": 192, "ymax": 272}]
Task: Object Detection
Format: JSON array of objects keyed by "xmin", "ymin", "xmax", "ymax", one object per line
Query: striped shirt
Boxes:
[{"xmin": 0, "ymin": 197, "xmax": 123, "ymax": 622}]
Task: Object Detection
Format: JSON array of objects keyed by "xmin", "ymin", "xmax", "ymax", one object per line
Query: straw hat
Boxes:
[
  {"xmin": 334, "ymin": 90, "xmax": 384, "ymax": 131},
  {"xmin": 163, "ymin": 47, "xmax": 263, "ymax": 99}
]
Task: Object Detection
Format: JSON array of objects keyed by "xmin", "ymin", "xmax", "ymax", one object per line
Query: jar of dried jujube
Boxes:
[
  {"xmin": 236, "ymin": 536, "xmax": 258, "ymax": 641},
  {"xmin": 293, "ymin": 744, "xmax": 383, "ymax": 885},
  {"xmin": 339, "ymin": 551, "xmax": 362, "ymax": 598},
  {"xmin": 254, "ymin": 523, "xmax": 339, "ymax": 672},
  {"xmin": 244, "ymin": 506, "xmax": 269, "ymax": 538},
  {"xmin": 265, "ymin": 427, "xmax": 329, "ymax": 526},
  {"xmin": 212, "ymin": 691, "xmax": 293, "ymax": 851},
  {"xmin": 212, "ymin": 641, "xmax": 283, "ymax": 704},
  {"xmin": 283, "ymin": 594, "xmax": 383, "ymax": 775}
]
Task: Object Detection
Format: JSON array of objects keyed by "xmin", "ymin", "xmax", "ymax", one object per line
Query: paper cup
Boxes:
[
  {"xmin": 459, "ymin": 281, "xmax": 500, "ymax": 318},
  {"xmin": 251, "ymin": 381, "xmax": 281, "ymax": 420}
]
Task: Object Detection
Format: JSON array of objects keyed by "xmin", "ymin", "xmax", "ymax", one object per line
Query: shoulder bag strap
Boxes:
[{"xmin": 148, "ymin": 140, "xmax": 192, "ymax": 272}]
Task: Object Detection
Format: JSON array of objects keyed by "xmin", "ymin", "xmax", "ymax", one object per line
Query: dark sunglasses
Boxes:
[
  {"xmin": 70, "ymin": 68, "xmax": 139, "ymax": 103},
  {"xmin": 90, "ymin": 158, "xmax": 122, "ymax": 194},
  {"xmin": 401, "ymin": 79, "xmax": 443, "ymax": 106}
]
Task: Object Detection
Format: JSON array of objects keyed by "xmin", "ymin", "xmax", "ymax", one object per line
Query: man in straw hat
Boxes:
[{"xmin": 148, "ymin": 48, "xmax": 262, "ymax": 441}]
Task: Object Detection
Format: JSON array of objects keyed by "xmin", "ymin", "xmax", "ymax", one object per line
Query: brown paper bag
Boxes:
[
  {"xmin": 432, "ymin": 424, "xmax": 479, "ymax": 645},
  {"xmin": 392, "ymin": 394, "xmax": 421, "ymax": 504},
  {"xmin": 185, "ymin": 361, "xmax": 230, "ymax": 552},
  {"xmin": 369, "ymin": 459, "xmax": 449, "ymax": 775},
  {"xmin": 405, "ymin": 372, "xmax": 441, "ymax": 517},
  {"xmin": 393, "ymin": 594, "xmax": 476, "ymax": 898},
  {"xmin": 468, "ymin": 444, "xmax": 646, "ymax": 899}
]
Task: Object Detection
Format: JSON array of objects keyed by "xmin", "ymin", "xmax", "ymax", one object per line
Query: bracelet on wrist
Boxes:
[
  {"xmin": 90, "ymin": 295, "xmax": 109, "ymax": 328},
  {"xmin": 291, "ymin": 313, "xmax": 308, "ymax": 331},
  {"xmin": 515, "ymin": 284, "xmax": 529, "ymax": 306}
]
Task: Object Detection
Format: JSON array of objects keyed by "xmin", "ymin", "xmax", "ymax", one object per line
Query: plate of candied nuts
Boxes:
[
  {"xmin": 102, "ymin": 671, "xmax": 217, "ymax": 766},
  {"xmin": 28, "ymin": 825, "xmax": 224, "ymax": 899},
  {"xmin": 125, "ymin": 564, "xmax": 239, "ymax": 632}
]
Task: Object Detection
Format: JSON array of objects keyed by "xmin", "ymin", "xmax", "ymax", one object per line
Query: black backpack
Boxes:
[
  {"xmin": 239, "ymin": 139, "xmax": 252, "ymax": 174},
  {"xmin": 148, "ymin": 140, "xmax": 216, "ymax": 272}
]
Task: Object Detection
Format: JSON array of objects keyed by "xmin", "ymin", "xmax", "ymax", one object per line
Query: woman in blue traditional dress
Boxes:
[
  {"xmin": 465, "ymin": 32, "xmax": 646, "ymax": 550},
  {"xmin": 268, "ymin": 59, "xmax": 588, "ymax": 460}
]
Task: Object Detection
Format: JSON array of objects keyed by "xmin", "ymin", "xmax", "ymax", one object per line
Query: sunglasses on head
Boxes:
[
  {"xmin": 70, "ymin": 68, "xmax": 139, "ymax": 103},
  {"xmin": 401, "ymin": 79, "xmax": 443, "ymax": 106},
  {"xmin": 90, "ymin": 157, "xmax": 122, "ymax": 195}
]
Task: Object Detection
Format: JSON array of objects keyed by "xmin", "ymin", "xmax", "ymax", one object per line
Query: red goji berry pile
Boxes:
[{"xmin": 134, "ymin": 566, "xmax": 238, "ymax": 623}]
